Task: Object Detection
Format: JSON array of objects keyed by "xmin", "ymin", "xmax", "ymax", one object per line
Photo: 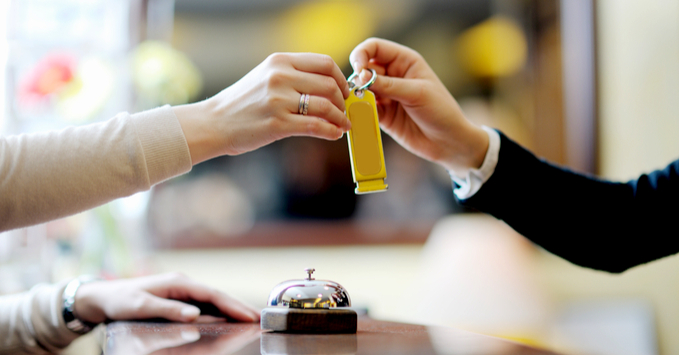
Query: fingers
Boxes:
[
  {"xmin": 284, "ymin": 113, "xmax": 345, "ymax": 141},
  {"xmin": 350, "ymin": 38, "xmax": 421, "ymax": 77},
  {"xmin": 264, "ymin": 53, "xmax": 352, "ymax": 132},
  {"xmin": 292, "ymin": 71, "xmax": 346, "ymax": 113},
  {"xmin": 366, "ymin": 62, "xmax": 387, "ymax": 76},
  {"xmin": 285, "ymin": 53, "xmax": 350, "ymax": 99},
  {"xmin": 294, "ymin": 94, "xmax": 351, "ymax": 131},
  {"xmin": 147, "ymin": 273, "xmax": 260, "ymax": 323},
  {"xmin": 203, "ymin": 291, "xmax": 261, "ymax": 323},
  {"xmin": 367, "ymin": 73, "xmax": 425, "ymax": 106},
  {"xmin": 137, "ymin": 295, "xmax": 202, "ymax": 322}
]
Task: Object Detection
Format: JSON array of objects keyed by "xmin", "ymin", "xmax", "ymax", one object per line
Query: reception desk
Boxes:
[{"xmin": 104, "ymin": 318, "xmax": 561, "ymax": 355}]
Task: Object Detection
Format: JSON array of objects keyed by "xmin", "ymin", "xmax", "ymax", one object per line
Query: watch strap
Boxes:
[{"xmin": 62, "ymin": 276, "xmax": 100, "ymax": 334}]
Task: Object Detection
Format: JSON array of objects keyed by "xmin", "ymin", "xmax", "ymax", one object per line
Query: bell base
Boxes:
[{"xmin": 261, "ymin": 307, "xmax": 357, "ymax": 334}]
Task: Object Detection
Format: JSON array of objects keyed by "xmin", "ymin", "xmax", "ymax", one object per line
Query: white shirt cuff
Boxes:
[{"xmin": 449, "ymin": 126, "xmax": 501, "ymax": 200}]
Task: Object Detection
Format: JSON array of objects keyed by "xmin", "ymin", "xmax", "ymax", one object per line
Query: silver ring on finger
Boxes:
[
  {"xmin": 298, "ymin": 93, "xmax": 307, "ymax": 114},
  {"xmin": 302, "ymin": 94, "xmax": 310, "ymax": 116}
]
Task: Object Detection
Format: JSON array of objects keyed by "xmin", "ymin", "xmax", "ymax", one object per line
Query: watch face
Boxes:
[
  {"xmin": 62, "ymin": 307, "xmax": 76, "ymax": 323},
  {"xmin": 62, "ymin": 278, "xmax": 96, "ymax": 334}
]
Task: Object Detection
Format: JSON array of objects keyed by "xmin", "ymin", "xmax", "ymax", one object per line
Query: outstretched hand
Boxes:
[
  {"xmin": 74, "ymin": 273, "xmax": 259, "ymax": 324},
  {"xmin": 349, "ymin": 38, "xmax": 489, "ymax": 173},
  {"xmin": 174, "ymin": 53, "xmax": 352, "ymax": 165}
]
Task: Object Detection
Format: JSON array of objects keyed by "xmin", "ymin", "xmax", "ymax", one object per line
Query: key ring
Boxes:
[{"xmin": 347, "ymin": 68, "xmax": 377, "ymax": 92}]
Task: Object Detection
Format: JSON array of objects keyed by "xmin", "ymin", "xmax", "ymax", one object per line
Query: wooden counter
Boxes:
[{"xmin": 104, "ymin": 318, "xmax": 562, "ymax": 355}]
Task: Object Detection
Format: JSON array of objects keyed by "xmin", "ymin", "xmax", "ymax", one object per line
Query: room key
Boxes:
[{"xmin": 345, "ymin": 69, "xmax": 388, "ymax": 194}]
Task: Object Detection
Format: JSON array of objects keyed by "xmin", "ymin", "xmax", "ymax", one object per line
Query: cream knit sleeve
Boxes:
[
  {"xmin": 0, "ymin": 105, "xmax": 192, "ymax": 353},
  {"xmin": 0, "ymin": 281, "xmax": 78, "ymax": 354},
  {"xmin": 0, "ymin": 105, "xmax": 192, "ymax": 232}
]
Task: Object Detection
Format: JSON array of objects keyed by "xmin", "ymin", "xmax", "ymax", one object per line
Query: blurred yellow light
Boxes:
[
  {"xmin": 277, "ymin": 1, "xmax": 375, "ymax": 68},
  {"xmin": 132, "ymin": 41, "xmax": 203, "ymax": 106},
  {"xmin": 457, "ymin": 16, "xmax": 528, "ymax": 78}
]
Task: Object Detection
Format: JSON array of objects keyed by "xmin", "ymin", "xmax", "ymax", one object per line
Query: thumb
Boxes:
[
  {"xmin": 363, "ymin": 70, "xmax": 423, "ymax": 106},
  {"xmin": 142, "ymin": 295, "xmax": 201, "ymax": 322}
]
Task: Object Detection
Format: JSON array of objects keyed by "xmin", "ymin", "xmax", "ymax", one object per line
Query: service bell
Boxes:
[{"xmin": 261, "ymin": 268, "xmax": 357, "ymax": 334}]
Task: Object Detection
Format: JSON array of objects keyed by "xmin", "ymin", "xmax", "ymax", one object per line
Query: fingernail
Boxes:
[
  {"xmin": 359, "ymin": 69, "xmax": 370, "ymax": 81},
  {"xmin": 181, "ymin": 330, "xmax": 201, "ymax": 341},
  {"xmin": 181, "ymin": 307, "xmax": 200, "ymax": 318},
  {"xmin": 352, "ymin": 61, "xmax": 361, "ymax": 73}
]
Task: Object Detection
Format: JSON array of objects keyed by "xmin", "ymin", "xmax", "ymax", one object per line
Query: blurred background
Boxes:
[{"xmin": 1, "ymin": 0, "xmax": 678, "ymax": 354}]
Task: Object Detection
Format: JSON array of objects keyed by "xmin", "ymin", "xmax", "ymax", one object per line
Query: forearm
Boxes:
[
  {"xmin": 173, "ymin": 99, "xmax": 218, "ymax": 165},
  {"xmin": 0, "ymin": 281, "xmax": 79, "ymax": 354},
  {"xmin": 459, "ymin": 131, "xmax": 679, "ymax": 273},
  {"xmin": 0, "ymin": 106, "xmax": 192, "ymax": 232}
]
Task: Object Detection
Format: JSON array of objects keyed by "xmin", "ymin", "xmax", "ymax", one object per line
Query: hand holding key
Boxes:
[{"xmin": 349, "ymin": 38, "xmax": 489, "ymax": 174}]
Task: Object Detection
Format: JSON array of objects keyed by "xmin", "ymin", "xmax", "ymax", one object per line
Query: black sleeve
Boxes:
[{"xmin": 457, "ymin": 131, "xmax": 679, "ymax": 273}]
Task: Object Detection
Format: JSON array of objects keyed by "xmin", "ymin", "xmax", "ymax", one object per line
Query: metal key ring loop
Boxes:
[{"xmin": 348, "ymin": 69, "xmax": 377, "ymax": 91}]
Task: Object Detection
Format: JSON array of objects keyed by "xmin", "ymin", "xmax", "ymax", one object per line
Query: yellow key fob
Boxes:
[{"xmin": 345, "ymin": 86, "xmax": 388, "ymax": 194}]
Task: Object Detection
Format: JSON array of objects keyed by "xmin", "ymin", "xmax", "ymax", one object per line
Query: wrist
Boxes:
[
  {"xmin": 438, "ymin": 124, "xmax": 489, "ymax": 173},
  {"xmin": 63, "ymin": 277, "xmax": 102, "ymax": 333},
  {"xmin": 73, "ymin": 281, "xmax": 106, "ymax": 324},
  {"xmin": 173, "ymin": 99, "xmax": 218, "ymax": 165}
]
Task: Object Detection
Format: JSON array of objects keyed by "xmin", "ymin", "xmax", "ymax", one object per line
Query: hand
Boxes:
[
  {"xmin": 74, "ymin": 273, "xmax": 260, "ymax": 324},
  {"xmin": 349, "ymin": 38, "xmax": 489, "ymax": 173},
  {"xmin": 173, "ymin": 53, "xmax": 352, "ymax": 164}
]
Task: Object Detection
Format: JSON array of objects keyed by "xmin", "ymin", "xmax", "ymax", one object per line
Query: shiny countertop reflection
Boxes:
[{"xmin": 104, "ymin": 318, "xmax": 561, "ymax": 355}]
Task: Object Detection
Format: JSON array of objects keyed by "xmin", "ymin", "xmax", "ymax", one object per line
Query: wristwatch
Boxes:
[{"xmin": 62, "ymin": 276, "xmax": 100, "ymax": 334}]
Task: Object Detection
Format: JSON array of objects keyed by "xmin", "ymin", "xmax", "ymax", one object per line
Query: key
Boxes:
[{"xmin": 345, "ymin": 69, "xmax": 388, "ymax": 194}]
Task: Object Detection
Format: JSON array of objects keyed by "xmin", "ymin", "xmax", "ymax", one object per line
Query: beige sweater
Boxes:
[{"xmin": 0, "ymin": 106, "xmax": 192, "ymax": 354}]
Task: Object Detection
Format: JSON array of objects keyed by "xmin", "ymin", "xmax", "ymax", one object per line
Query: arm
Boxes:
[
  {"xmin": 460, "ymin": 132, "xmax": 679, "ymax": 273},
  {"xmin": 0, "ymin": 274, "xmax": 259, "ymax": 354},
  {"xmin": 0, "ymin": 52, "xmax": 350, "ymax": 352},
  {"xmin": 0, "ymin": 281, "xmax": 78, "ymax": 354},
  {"xmin": 0, "ymin": 52, "xmax": 351, "ymax": 232},
  {"xmin": 350, "ymin": 38, "xmax": 679, "ymax": 273},
  {"xmin": 0, "ymin": 106, "xmax": 191, "ymax": 232}
]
